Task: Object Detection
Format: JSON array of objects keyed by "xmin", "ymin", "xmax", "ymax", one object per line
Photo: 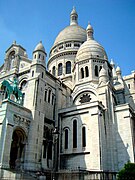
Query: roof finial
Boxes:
[{"xmin": 70, "ymin": 7, "xmax": 78, "ymax": 25}]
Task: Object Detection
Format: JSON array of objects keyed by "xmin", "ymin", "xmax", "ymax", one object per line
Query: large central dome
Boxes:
[
  {"xmin": 48, "ymin": 7, "xmax": 87, "ymax": 59},
  {"xmin": 47, "ymin": 7, "xmax": 87, "ymax": 89},
  {"xmin": 53, "ymin": 25, "xmax": 86, "ymax": 47}
]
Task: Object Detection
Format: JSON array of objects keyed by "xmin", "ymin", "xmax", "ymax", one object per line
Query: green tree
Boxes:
[{"xmin": 117, "ymin": 162, "xmax": 135, "ymax": 180}]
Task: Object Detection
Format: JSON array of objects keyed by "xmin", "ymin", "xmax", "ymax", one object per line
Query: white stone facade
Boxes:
[{"xmin": 0, "ymin": 7, "xmax": 135, "ymax": 176}]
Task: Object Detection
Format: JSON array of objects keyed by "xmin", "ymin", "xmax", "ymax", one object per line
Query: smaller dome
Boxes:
[
  {"xmin": 76, "ymin": 39, "xmax": 107, "ymax": 61},
  {"xmin": 34, "ymin": 41, "xmax": 45, "ymax": 53},
  {"xmin": 76, "ymin": 23, "xmax": 107, "ymax": 61}
]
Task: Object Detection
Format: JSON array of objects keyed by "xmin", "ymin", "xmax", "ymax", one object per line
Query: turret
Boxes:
[
  {"xmin": 110, "ymin": 59, "xmax": 117, "ymax": 78},
  {"xmin": 32, "ymin": 41, "xmax": 47, "ymax": 67},
  {"xmin": 99, "ymin": 66, "xmax": 109, "ymax": 85},
  {"xmin": 116, "ymin": 66, "xmax": 122, "ymax": 80}
]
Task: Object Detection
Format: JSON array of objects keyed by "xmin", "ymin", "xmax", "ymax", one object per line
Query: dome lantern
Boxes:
[
  {"xmin": 70, "ymin": 7, "xmax": 78, "ymax": 25},
  {"xmin": 86, "ymin": 22, "xmax": 94, "ymax": 40}
]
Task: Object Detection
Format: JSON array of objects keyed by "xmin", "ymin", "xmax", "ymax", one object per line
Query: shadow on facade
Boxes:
[
  {"xmin": 114, "ymin": 82, "xmax": 135, "ymax": 170},
  {"xmin": 9, "ymin": 128, "xmax": 27, "ymax": 169}
]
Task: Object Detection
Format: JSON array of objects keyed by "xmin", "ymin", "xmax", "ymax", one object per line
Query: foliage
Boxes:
[{"xmin": 117, "ymin": 162, "xmax": 135, "ymax": 180}]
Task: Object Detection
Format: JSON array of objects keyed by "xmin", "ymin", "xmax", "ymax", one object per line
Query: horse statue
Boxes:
[{"xmin": 1, "ymin": 78, "xmax": 23, "ymax": 105}]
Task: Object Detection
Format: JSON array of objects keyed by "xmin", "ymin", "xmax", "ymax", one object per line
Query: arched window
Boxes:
[
  {"xmin": 9, "ymin": 51, "xmax": 15, "ymax": 69},
  {"xmin": 32, "ymin": 70, "xmax": 34, "ymax": 77},
  {"xmin": 52, "ymin": 66, "xmax": 56, "ymax": 76},
  {"xmin": 58, "ymin": 63, "xmax": 63, "ymax": 76},
  {"xmin": 47, "ymin": 142, "xmax": 52, "ymax": 160},
  {"xmin": 73, "ymin": 120, "xmax": 77, "ymax": 148},
  {"xmin": 41, "ymin": 72, "xmax": 44, "ymax": 78},
  {"xmin": 44, "ymin": 90, "xmax": 47, "ymax": 101},
  {"xmin": 81, "ymin": 68, "xmax": 84, "ymax": 79},
  {"xmin": 48, "ymin": 89, "xmax": 51, "ymax": 103},
  {"xmin": 52, "ymin": 94, "xmax": 54, "ymax": 105},
  {"xmin": 95, "ymin": 65, "xmax": 98, "ymax": 77},
  {"xmin": 82, "ymin": 127, "xmax": 86, "ymax": 147},
  {"xmin": 43, "ymin": 140, "xmax": 46, "ymax": 158},
  {"xmin": 20, "ymin": 80, "xmax": 27, "ymax": 90},
  {"xmin": 38, "ymin": 54, "xmax": 41, "ymax": 59},
  {"xmin": 99, "ymin": 66, "xmax": 102, "ymax": 72},
  {"xmin": 66, "ymin": 61, "xmax": 71, "ymax": 74},
  {"xmin": 34, "ymin": 54, "xmax": 36, "ymax": 59},
  {"xmin": 65, "ymin": 129, "xmax": 68, "ymax": 149},
  {"xmin": 9, "ymin": 51, "xmax": 15, "ymax": 61},
  {"xmin": 85, "ymin": 66, "xmax": 89, "ymax": 77}
]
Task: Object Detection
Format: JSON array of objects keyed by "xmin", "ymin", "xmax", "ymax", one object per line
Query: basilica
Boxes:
[{"xmin": 0, "ymin": 7, "xmax": 135, "ymax": 179}]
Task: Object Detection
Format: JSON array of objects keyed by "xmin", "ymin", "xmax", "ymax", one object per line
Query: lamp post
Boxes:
[{"xmin": 52, "ymin": 127, "xmax": 59, "ymax": 180}]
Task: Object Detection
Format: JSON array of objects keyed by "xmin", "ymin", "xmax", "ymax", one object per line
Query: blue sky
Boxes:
[{"xmin": 0, "ymin": 0, "xmax": 135, "ymax": 75}]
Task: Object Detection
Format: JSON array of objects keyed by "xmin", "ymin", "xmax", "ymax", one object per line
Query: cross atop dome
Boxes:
[{"xmin": 70, "ymin": 7, "xmax": 78, "ymax": 25}]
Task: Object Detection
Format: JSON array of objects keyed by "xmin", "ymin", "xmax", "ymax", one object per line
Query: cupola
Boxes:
[{"xmin": 70, "ymin": 7, "xmax": 78, "ymax": 25}]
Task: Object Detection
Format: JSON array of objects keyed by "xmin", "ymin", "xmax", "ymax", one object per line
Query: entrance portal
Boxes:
[{"xmin": 9, "ymin": 128, "xmax": 26, "ymax": 169}]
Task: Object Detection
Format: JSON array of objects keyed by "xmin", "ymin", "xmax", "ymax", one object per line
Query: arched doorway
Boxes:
[{"xmin": 9, "ymin": 128, "xmax": 27, "ymax": 169}]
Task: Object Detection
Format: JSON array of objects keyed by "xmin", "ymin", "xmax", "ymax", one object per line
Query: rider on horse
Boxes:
[{"xmin": 8, "ymin": 77, "xmax": 19, "ymax": 94}]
